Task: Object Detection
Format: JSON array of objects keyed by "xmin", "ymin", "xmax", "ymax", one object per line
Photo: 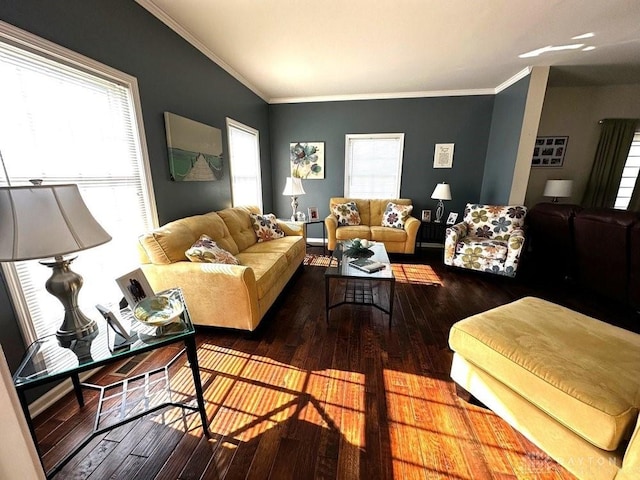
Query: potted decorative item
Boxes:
[{"xmin": 343, "ymin": 238, "xmax": 374, "ymax": 258}]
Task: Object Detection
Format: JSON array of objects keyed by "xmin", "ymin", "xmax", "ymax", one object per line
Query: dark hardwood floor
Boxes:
[{"xmin": 33, "ymin": 246, "xmax": 638, "ymax": 479}]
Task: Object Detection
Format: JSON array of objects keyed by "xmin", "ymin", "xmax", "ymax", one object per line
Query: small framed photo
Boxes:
[
  {"xmin": 116, "ymin": 268, "xmax": 155, "ymax": 308},
  {"xmin": 446, "ymin": 212, "xmax": 459, "ymax": 225},
  {"xmin": 308, "ymin": 206, "xmax": 319, "ymax": 220},
  {"xmin": 421, "ymin": 209, "xmax": 432, "ymax": 222}
]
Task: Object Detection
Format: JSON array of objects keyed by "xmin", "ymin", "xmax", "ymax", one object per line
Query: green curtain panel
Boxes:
[{"xmin": 581, "ymin": 119, "xmax": 638, "ymax": 208}]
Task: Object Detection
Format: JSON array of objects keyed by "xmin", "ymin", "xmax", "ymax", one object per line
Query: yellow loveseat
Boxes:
[
  {"xmin": 137, "ymin": 206, "xmax": 305, "ymax": 331},
  {"xmin": 449, "ymin": 297, "xmax": 640, "ymax": 480},
  {"xmin": 325, "ymin": 197, "xmax": 420, "ymax": 253}
]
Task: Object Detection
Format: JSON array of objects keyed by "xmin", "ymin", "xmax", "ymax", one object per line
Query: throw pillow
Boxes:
[
  {"xmin": 250, "ymin": 213, "xmax": 285, "ymax": 242},
  {"xmin": 382, "ymin": 202, "xmax": 413, "ymax": 229},
  {"xmin": 331, "ymin": 201, "xmax": 361, "ymax": 226},
  {"xmin": 185, "ymin": 234, "xmax": 240, "ymax": 264}
]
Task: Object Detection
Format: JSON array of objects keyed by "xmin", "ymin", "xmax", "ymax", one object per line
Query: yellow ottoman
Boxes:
[{"xmin": 449, "ymin": 297, "xmax": 640, "ymax": 451}]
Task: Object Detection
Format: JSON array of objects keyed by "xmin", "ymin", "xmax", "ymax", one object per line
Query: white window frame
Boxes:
[
  {"xmin": 614, "ymin": 131, "xmax": 640, "ymax": 210},
  {"xmin": 0, "ymin": 20, "xmax": 157, "ymax": 345},
  {"xmin": 226, "ymin": 117, "xmax": 263, "ymax": 210},
  {"xmin": 344, "ymin": 133, "xmax": 405, "ymax": 198}
]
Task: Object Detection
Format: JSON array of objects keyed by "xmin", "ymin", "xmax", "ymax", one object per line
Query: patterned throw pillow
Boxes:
[
  {"xmin": 185, "ymin": 234, "xmax": 240, "ymax": 264},
  {"xmin": 331, "ymin": 201, "xmax": 361, "ymax": 226},
  {"xmin": 382, "ymin": 202, "xmax": 413, "ymax": 229},
  {"xmin": 250, "ymin": 213, "xmax": 285, "ymax": 242}
]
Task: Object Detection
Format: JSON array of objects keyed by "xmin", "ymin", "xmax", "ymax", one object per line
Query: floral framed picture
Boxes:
[{"xmin": 290, "ymin": 142, "xmax": 324, "ymax": 179}]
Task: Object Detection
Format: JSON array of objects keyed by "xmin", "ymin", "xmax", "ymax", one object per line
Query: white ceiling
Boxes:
[{"xmin": 137, "ymin": 0, "xmax": 640, "ymax": 103}]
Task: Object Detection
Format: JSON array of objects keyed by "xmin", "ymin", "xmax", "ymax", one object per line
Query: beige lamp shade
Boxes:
[
  {"xmin": 0, "ymin": 184, "xmax": 112, "ymax": 261},
  {"xmin": 282, "ymin": 176, "xmax": 306, "ymax": 196},
  {"xmin": 431, "ymin": 182, "xmax": 452, "ymax": 200},
  {"xmin": 543, "ymin": 179, "xmax": 573, "ymax": 199}
]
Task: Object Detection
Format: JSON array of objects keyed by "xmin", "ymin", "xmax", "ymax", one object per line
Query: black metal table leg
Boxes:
[
  {"xmin": 185, "ymin": 336, "xmax": 209, "ymax": 436},
  {"xmin": 71, "ymin": 373, "xmax": 84, "ymax": 407}
]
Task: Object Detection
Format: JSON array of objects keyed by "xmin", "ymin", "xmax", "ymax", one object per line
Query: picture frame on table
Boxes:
[
  {"xmin": 446, "ymin": 212, "xmax": 459, "ymax": 225},
  {"xmin": 421, "ymin": 210, "xmax": 432, "ymax": 222},
  {"xmin": 308, "ymin": 206, "xmax": 319, "ymax": 220},
  {"xmin": 116, "ymin": 268, "xmax": 155, "ymax": 308}
]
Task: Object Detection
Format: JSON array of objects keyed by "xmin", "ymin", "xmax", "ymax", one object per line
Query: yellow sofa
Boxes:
[
  {"xmin": 449, "ymin": 297, "xmax": 640, "ymax": 480},
  {"xmin": 137, "ymin": 206, "xmax": 305, "ymax": 331},
  {"xmin": 324, "ymin": 197, "xmax": 420, "ymax": 253}
]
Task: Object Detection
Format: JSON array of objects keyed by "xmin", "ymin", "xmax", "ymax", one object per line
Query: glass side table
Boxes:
[{"xmin": 13, "ymin": 288, "xmax": 209, "ymax": 479}]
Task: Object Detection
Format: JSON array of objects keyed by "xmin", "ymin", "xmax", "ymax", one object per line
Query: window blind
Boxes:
[
  {"xmin": 0, "ymin": 35, "xmax": 155, "ymax": 341},
  {"xmin": 227, "ymin": 118, "xmax": 262, "ymax": 209},
  {"xmin": 614, "ymin": 132, "xmax": 640, "ymax": 210},
  {"xmin": 344, "ymin": 134, "xmax": 404, "ymax": 198}
]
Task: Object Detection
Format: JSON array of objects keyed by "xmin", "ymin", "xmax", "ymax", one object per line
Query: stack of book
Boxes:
[{"xmin": 348, "ymin": 258, "xmax": 386, "ymax": 273}]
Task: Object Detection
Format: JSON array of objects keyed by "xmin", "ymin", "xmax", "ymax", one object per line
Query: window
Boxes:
[
  {"xmin": 614, "ymin": 132, "xmax": 640, "ymax": 210},
  {"xmin": 0, "ymin": 24, "xmax": 156, "ymax": 342},
  {"xmin": 344, "ymin": 133, "xmax": 405, "ymax": 198},
  {"xmin": 226, "ymin": 118, "xmax": 262, "ymax": 210}
]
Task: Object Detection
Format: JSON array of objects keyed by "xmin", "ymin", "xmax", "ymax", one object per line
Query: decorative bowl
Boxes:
[
  {"xmin": 343, "ymin": 239, "xmax": 374, "ymax": 258},
  {"xmin": 133, "ymin": 295, "xmax": 184, "ymax": 326}
]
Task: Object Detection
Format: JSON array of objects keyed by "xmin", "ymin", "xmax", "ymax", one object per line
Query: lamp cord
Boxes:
[{"xmin": 0, "ymin": 149, "xmax": 11, "ymax": 186}]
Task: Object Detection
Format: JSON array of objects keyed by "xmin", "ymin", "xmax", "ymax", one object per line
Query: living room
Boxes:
[{"xmin": 1, "ymin": 1, "xmax": 640, "ymax": 479}]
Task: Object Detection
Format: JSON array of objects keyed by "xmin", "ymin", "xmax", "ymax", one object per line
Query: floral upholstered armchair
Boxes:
[{"xmin": 444, "ymin": 203, "xmax": 527, "ymax": 277}]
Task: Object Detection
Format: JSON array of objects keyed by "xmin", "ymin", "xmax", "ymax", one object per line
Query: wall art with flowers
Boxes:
[{"xmin": 290, "ymin": 142, "xmax": 324, "ymax": 179}]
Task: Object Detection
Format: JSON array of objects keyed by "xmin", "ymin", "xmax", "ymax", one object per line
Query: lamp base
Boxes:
[
  {"xmin": 434, "ymin": 200, "xmax": 445, "ymax": 223},
  {"xmin": 41, "ymin": 256, "xmax": 98, "ymax": 345},
  {"xmin": 290, "ymin": 195, "xmax": 299, "ymax": 222}
]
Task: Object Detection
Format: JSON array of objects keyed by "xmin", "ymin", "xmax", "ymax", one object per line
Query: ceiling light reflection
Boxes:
[
  {"xmin": 572, "ymin": 32, "xmax": 595, "ymax": 40},
  {"xmin": 519, "ymin": 43, "xmax": 585, "ymax": 58}
]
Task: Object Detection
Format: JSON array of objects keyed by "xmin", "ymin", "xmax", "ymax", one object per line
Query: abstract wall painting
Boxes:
[
  {"xmin": 164, "ymin": 112, "xmax": 224, "ymax": 181},
  {"xmin": 290, "ymin": 142, "xmax": 324, "ymax": 179}
]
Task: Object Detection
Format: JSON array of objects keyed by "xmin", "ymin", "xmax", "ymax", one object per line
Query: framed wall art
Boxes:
[
  {"xmin": 164, "ymin": 112, "xmax": 224, "ymax": 181},
  {"xmin": 532, "ymin": 136, "xmax": 568, "ymax": 168},
  {"xmin": 290, "ymin": 142, "xmax": 324, "ymax": 179},
  {"xmin": 421, "ymin": 210, "xmax": 432, "ymax": 222}
]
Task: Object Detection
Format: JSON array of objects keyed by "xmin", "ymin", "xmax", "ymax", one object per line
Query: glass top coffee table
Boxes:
[{"xmin": 324, "ymin": 242, "xmax": 395, "ymax": 327}]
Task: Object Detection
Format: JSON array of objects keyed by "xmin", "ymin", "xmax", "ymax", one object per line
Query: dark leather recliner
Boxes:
[
  {"xmin": 573, "ymin": 208, "xmax": 639, "ymax": 304},
  {"xmin": 527, "ymin": 203, "xmax": 640, "ymax": 309},
  {"xmin": 526, "ymin": 202, "xmax": 582, "ymax": 281}
]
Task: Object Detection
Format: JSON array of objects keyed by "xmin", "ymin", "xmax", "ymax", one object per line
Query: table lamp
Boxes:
[
  {"xmin": 0, "ymin": 183, "xmax": 112, "ymax": 344},
  {"xmin": 282, "ymin": 176, "xmax": 306, "ymax": 221},
  {"xmin": 543, "ymin": 179, "xmax": 573, "ymax": 203},
  {"xmin": 431, "ymin": 182, "xmax": 452, "ymax": 223}
]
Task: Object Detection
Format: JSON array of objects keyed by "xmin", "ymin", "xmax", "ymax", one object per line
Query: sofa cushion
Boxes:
[
  {"xmin": 370, "ymin": 226, "xmax": 407, "ymax": 243},
  {"xmin": 463, "ymin": 204, "xmax": 527, "ymax": 237},
  {"xmin": 235, "ymin": 252, "xmax": 288, "ymax": 299},
  {"xmin": 331, "ymin": 201, "xmax": 361, "ymax": 226},
  {"xmin": 218, "ymin": 206, "xmax": 260, "ymax": 252},
  {"xmin": 449, "ymin": 297, "xmax": 640, "ymax": 451},
  {"xmin": 250, "ymin": 213, "xmax": 285, "ymax": 242},
  {"xmin": 243, "ymin": 236, "xmax": 305, "ymax": 264},
  {"xmin": 335, "ymin": 225, "xmax": 371, "ymax": 241},
  {"xmin": 139, "ymin": 212, "xmax": 239, "ymax": 264},
  {"xmin": 185, "ymin": 234, "xmax": 240, "ymax": 265},
  {"xmin": 456, "ymin": 236, "xmax": 508, "ymax": 260},
  {"xmin": 382, "ymin": 202, "xmax": 413, "ymax": 229}
]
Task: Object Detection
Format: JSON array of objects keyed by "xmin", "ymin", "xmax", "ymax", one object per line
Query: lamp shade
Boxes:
[
  {"xmin": 543, "ymin": 179, "xmax": 573, "ymax": 199},
  {"xmin": 282, "ymin": 177, "xmax": 306, "ymax": 196},
  {"xmin": 0, "ymin": 184, "xmax": 112, "ymax": 261},
  {"xmin": 431, "ymin": 182, "xmax": 452, "ymax": 201}
]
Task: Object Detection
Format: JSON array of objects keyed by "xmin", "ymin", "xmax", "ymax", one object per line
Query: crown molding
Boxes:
[
  {"xmin": 135, "ymin": 0, "xmax": 269, "ymax": 102},
  {"xmin": 269, "ymin": 88, "xmax": 496, "ymax": 104},
  {"xmin": 494, "ymin": 67, "xmax": 532, "ymax": 93}
]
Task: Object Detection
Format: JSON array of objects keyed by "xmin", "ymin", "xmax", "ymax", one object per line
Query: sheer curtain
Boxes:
[{"xmin": 581, "ymin": 119, "xmax": 638, "ymax": 208}]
